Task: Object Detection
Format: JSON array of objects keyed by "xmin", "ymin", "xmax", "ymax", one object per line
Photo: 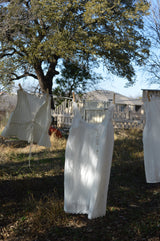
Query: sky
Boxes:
[
  {"xmin": 14, "ymin": 67, "xmax": 160, "ymax": 100},
  {"xmin": 97, "ymin": 71, "xmax": 160, "ymax": 98},
  {"xmin": 13, "ymin": 0, "xmax": 160, "ymax": 99},
  {"xmin": 85, "ymin": 61, "xmax": 160, "ymax": 98},
  {"xmin": 103, "ymin": 79, "xmax": 160, "ymax": 98}
]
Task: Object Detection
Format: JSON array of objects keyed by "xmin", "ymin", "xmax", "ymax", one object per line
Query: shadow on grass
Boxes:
[
  {"xmin": 0, "ymin": 130, "xmax": 160, "ymax": 240},
  {"xmin": 0, "ymin": 150, "xmax": 65, "ymax": 177},
  {"xmin": 0, "ymin": 174, "xmax": 64, "ymax": 226}
]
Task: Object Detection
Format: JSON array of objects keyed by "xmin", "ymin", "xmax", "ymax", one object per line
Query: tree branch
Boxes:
[
  {"xmin": 45, "ymin": 56, "xmax": 59, "ymax": 80},
  {"xmin": 0, "ymin": 47, "xmax": 25, "ymax": 59},
  {"xmin": 0, "ymin": 48, "xmax": 16, "ymax": 58},
  {"xmin": 10, "ymin": 72, "xmax": 38, "ymax": 81}
]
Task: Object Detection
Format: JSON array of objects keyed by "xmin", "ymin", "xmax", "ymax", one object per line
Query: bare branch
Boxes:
[
  {"xmin": 0, "ymin": 48, "xmax": 16, "ymax": 58},
  {"xmin": 0, "ymin": 47, "xmax": 25, "ymax": 59},
  {"xmin": 10, "ymin": 72, "xmax": 38, "ymax": 81}
]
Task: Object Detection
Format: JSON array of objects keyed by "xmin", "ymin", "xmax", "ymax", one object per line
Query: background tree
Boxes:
[
  {"xmin": 53, "ymin": 59, "xmax": 101, "ymax": 99},
  {"xmin": 145, "ymin": 0, "xmax": 160, "ymax": 83},
  {"xmin": 0, "ymin": 0, "xmax": 150, "ymax": 108}
]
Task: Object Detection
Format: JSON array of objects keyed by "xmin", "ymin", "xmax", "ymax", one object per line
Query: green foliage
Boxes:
[
  {"xmin": 53, "ymin": 59, "xmax": 101, "ymax": 98},
  {"xmin": 0, "ymin": 0, "xmax": 150, "ymax": 92}
]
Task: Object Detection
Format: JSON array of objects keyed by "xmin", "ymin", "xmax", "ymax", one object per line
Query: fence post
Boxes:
[{"xmin": 113, "ymin": 93, "xmax": 115, "ymax": 104}]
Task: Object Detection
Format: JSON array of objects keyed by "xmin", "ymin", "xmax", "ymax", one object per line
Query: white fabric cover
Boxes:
[
  {"xmin": 1, "ymin": 89, "xmax": 51, "ymax": 147},
  {"xmin": 64, "ymin": 102, "xmax": 114, "ymax": 219},
  {"xmin": 143, "ymin": 97, "xmax": 160, "ymax": 183}
]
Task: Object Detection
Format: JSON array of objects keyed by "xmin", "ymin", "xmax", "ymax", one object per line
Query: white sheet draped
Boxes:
[
  {"xmin": 64, "ymin": 102, "xmax": 114, "ymax": 219},
  {"xmin": 1, "ymin": 89, "xmax": 51, "ymax": 147},
  {"xmin": 143, "ymin": 97, "xmax": 160, "ymax": 183}
]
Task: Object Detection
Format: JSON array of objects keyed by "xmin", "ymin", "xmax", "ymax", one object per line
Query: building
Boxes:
[
  {"xmin": 53, "ymin": 90, "xmax": 145, "ymax": 129},
  {"xmin": 142, "ymin": 89, "xmax": 160, "ymax": 101}
]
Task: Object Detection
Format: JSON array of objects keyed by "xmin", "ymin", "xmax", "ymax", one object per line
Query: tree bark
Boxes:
[{"xmin": 34, "ymin": 57, "xmax": 59, "ymax": 109}]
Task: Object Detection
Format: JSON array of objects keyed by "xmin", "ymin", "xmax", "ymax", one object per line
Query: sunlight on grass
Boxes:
[
  {"xmin": 0, "ymin": 133, "xmax": 66, "ymax": 160},
  {"xmin": 50, "ymin": 133, "xmax": 67, "ymax": 151},
  {"xmin": 108, "ymin": 206, "xmax": 121, "ymax": 212},
  {"xmin": 0, "ymin": 129, "xmax": 160, "ymax": 240}
]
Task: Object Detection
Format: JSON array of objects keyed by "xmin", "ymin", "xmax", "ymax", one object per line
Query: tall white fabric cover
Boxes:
[
  {"xmin": 1, "ymin": 89, "xmax": 51, "ymax": 147},
  {"xmin": 64, "ymin": 102, "xmax": 114, "ymax": 219},
  {"xmin": 143, "ymin": 97, "xmax": 160, "ymax": 183}
]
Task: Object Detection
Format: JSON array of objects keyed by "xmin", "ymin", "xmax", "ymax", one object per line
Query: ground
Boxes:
[{"xmin": 0, "ymin": 130, "xmax": 160, "ymax": 241}]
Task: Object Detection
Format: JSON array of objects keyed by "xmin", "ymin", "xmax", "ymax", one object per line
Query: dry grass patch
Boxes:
[{"xmin": 0, "ymin": 129, "xmax": 160, "ymax": 241}]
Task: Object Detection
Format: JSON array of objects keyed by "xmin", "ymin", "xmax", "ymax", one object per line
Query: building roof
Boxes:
[
  {"xmin": 142, "ymin": 89, "xmax": 160, "ymax": 91},
  {"xmin": 80, "ymin": 90, "xmax": 142, "ymax": 105}
]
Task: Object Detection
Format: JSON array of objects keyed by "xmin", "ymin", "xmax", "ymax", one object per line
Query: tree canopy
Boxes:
[
  {"xmin": 0, "ymin": 0, "xmax": 150, "ymax": 107},
  {"xmin": 144, "ymin": 0, "xmax": 160, "ymax": 83},
  {"xmin": 53, "ymin": 59, "xmax": 101, "ymax": 99}
]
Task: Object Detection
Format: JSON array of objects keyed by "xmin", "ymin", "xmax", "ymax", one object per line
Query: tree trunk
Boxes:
[
  {"xmin": 34, "ymin": 58, "xmax": 59, "ymax": 109},
  {"xmin": 38, "ymin": 75, "xmax": 55, "ymax": 109}
]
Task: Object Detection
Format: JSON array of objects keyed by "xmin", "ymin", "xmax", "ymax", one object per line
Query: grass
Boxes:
[{"xmin": 0, "ymin": 129, "xmax": 160, "ymax": 241}]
